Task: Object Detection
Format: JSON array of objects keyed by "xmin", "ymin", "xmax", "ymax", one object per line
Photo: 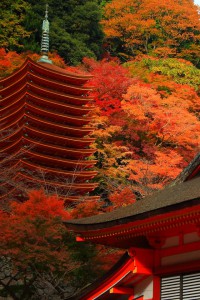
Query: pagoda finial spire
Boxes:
[
  {"xmin": 45, "ymin": 3, "xmax": 48, "ymax": 20},
  {"xmin": 38, "ymin": 4, "xmax": 52, "ymax": 64}
]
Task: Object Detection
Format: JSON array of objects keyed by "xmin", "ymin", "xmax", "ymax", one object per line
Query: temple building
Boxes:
[
  {"xmin": 0, "ymin": 6, "xmax": 97, "ymax": 203},
  {"xmin": 65, "ymin": 153, "xmax": 200, "ymax": 300}
]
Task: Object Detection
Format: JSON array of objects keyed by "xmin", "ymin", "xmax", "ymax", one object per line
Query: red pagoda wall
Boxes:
[{"xmin": 0, "ymin": 59, "xmax": 98, "ymax": 203}]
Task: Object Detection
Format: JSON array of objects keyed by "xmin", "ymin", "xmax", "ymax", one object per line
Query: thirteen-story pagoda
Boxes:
[{"xmin": 0, "ymin": 6, "xmax": 97, "ymax": 203}]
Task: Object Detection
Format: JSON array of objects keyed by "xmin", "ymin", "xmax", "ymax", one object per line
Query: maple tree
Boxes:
[
  {"xmin": 0, "ymin": 190, "xmax": 102, "ymax": 299},
  {"xmin": 102, "ymin": 0, "xmax": 200, "ymax": 66},
  {"xmin": 82, "ymin": 57, "xmax": 132, "ymax": 116},
  {"xmin": 79, "ymin": 57, "xmax": 200, "ymax": 208}
]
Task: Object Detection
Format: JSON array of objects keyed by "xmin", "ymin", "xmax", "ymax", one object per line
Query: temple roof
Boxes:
[
  {"xmin": 65, "ymin": 153, "xmax": 200, "ymax": 300},
  {"xmin": 65, "ymin": 253, "xmax": 131, "ymax": 300},
  {"xmin": 66, "ymin": 176, "xmax": 200, "ymax": 230},
  {"xmin": 65, "ymin": 152, "xmax": 200, "ymax": 231}
]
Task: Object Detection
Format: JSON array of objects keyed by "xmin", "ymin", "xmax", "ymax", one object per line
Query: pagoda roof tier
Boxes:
[
  {"xmin": 1, "ymin": 100, "xmax": 92, "ymax": 127},
  {"xmin": 0, "ymin": 104, "xmax": 24, "ymax": 126},
  {"xmin": 0, "ymin": 83, "xmax": 93, "ymax": 107},
  {"xmin": 0, "ymin": 59, "xmax": 92, "ymax": 90},
  {"xmin": 0, "ymin": 174, "xmax": 97, "ymax": 197},
  {"xmin": 25, "ymin": 126, "xmax": 95, "ymax": 148},
  {"xmin": 0, "ymin": 131, "xmax": 22, "ymax": 152},
  {"xmin": 26, "ymin": 114, "xmax": 93, "ymax": 138},
  {"xmin": 26, "ymin": 103, "xmax": 92, "ymax": 126},
  {"xmin": 27, "ymin": 72, "xmax": 91, "ymax": 96},
  {"xmin": 0, "ymin": 109, "xmax": 93, "ymax": 139},
  {"xmin": 0, "ymin": 91, "xmax": 94, "ymax": 117},
  {"xmin": 0, "ymin": 123, "xmax": 94, "ymax": 150},
  {"xmin": 0, "ymin": 160, "xmax": 97, "ymax": 182},
  {"xmin": 0, "ymin": 87, "xmax": 25, "ymax": 106},
  {"xmin": 23, "ymin": 137, "xmax": 95, "ymax": 159},
  {"xmin": 0, "ymin": 114, "xmax": 25, "ymax": 132},
  {"xmin": 28, "ymin": 83, "xmax": 93, "ymax": 106},
  {"xmin": 0, "ymin": 124, "xmax": 94, "ymax": 153},
  {"xmin": 0, "ymin": 95, "xmax": 25, "ymax": 115},
  {"xmin": 1, "ymin": 147, "xmax": 95, "ymax": 173},
  {"xmin": 0, "ymin": 69, "xmax": 91, "ymax": 98},
  {"xmin": 25, "ymin": 150, "xmax": 96, "ymax": 170},
  {"xmin": 37, "ymin": 61, "xmax": 92, "ymax": 85},
  {"xmin": 18, "ymin": 173, "xmax": 98, "ymax": 194},
  {"xmin": 0, "ymin": 73, "xmax": 88, "ymax": 97},
  {"xmin": 0, "ymin": 136, "xmax": 95, "ymax": 160},
  {"xmin": 20, "ymin": 160, "xmax": 97, "ymax": 181},
  {"xmin": 64, "ymin": 195, "xmax": 99, "ymax": 203},
  {"xmin": 0, "ymin": 126, "xmax": 22, "ymax": 144},
  {"xmin": 65, "ymin": 153, "xmax": 200, "ymax": 248},
  {"xmin": 26, "ymin": 92, "xmax": 94, "ymax": 116}
]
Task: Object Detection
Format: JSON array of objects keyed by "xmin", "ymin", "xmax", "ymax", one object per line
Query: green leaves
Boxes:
[
  {"xmin": 22, "ymin": 0, "xmax": 104, "ymax": 64},
  {"xmin": 0, "ymin": 0, "xmax": 31, "ymax": 49}
]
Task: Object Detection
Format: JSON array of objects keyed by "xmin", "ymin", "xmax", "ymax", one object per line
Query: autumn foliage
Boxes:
[
  {"xmin": 0, "ymin": 190, "xmax": 102, "ymax": 299},
  {"xmin": 102, "ymin": 0, "xmax": 200, "ymax": 66},
  {"xmin": 79, "ymin": 56, "xmax": 200, "ymax": 206},
  {"xmin": 0, "ymin": 49, "xmax": 66, "ymax": 78}
]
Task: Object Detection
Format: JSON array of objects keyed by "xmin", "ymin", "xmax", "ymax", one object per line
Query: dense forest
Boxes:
[{"xmin": 0, "ymin": 0, "xmax": 200, "ymax": 299}]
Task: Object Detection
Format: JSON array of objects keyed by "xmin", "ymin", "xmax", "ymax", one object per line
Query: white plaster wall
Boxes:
[
  {"xmin": 162, "ymin": 236, "xmax": 179, "ymax": 248},
  {"xmin": 184, "ymin": 232, "xmax": 200, "ymax": 244},
  {"xmin": 161, "ymin": 250, "xmax": 200, "ymax": 266},
  {"xmin": 133, "ymin": 276, "xmax": 153, "ymax": 299}
]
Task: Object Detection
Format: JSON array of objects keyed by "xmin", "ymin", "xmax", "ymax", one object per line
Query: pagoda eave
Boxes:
[
  {"xmin": 63, "ymin": 195, "xmax": 100, "ymax": 204},
  {"xmin": 21, "ymin": 160, "xmax": 97, "ymax": 181},
  {"xmin": 0, "ymin": 59, "xmax": 92, "ymax": 92},
  {"xmin": 25, "ymin": 126, "xmax": 95, "ymax": 148},
  {"xmin": 26, "ymin": 115, "xmax": 93, "ymax": 137},
  {"xmin": 26, "ymin": 103, "xmax": 92, "ymax": 126},
  {"xmin": 26, "ymin": 92, "xmax": 94, "ymax": 116},
  {"xmin": 25, "ymin": 150, "xmax": 96, "ymax": 169},
  {"xmin": 23, "ymin": 138, "xmax": 95, "ymax": 159},
  {"xmin": 29, "ymin": 83, "xmax": 93, "ymax": 106},
  {"xmin": 18, "ymin": 173, "xmax": 98, "ymax": 193}
]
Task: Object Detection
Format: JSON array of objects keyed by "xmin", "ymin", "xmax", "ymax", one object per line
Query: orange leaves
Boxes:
[
  {"xmin": 125, "ymin": 150, "xmax": 183, "ymax": 194},
  {"xmin": 11, "ymin": 189, "xmax": 71, "ymax": 220},
  {"xmin": 120, "ymin": 77, "xmax": 200, "ymax": 153},
  {"xmin": 122, "ymin": 83, "xmax": 161, "ymax": 121},
  {"xmin": 108, "ymin": 186, "xmax": 136, "ymax": 210},
  {"xmin": 102, "ymin": 0, "xmax": 200, "ymax": 63},
  {"xmin": 0, "ymin": 48, "xmax": 73, "ymax": 79},
  {"xmin": 0, "ymin": 49, "xmax": 23, "ymax": 78},
  {"xmin": 71, "ymin": 200, "xmax": 101, "ymax": 218},
  {"xmin": 0, "ymin": 190, "xmax": 70, "ymax": 271},
  {"xmin": 84, "ymin": 56, "xmax": 200, "ymax": 203}
]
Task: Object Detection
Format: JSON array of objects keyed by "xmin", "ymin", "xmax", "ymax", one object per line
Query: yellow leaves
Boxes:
[
  {"xmin": 0, "ymin": 1, "xmax": 31, "ymax": 49},
  {"xmin": 93, "ymin": 124, "xmax": 122, "ymax": 141}
]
